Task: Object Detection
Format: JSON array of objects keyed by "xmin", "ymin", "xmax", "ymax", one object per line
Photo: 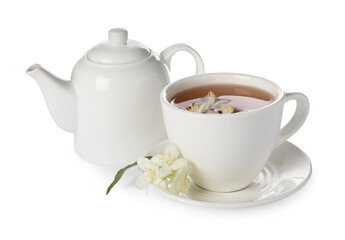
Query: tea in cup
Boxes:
[{"xmin": 160, "ymin": 73, "xmax": 309, "ymax": 192}]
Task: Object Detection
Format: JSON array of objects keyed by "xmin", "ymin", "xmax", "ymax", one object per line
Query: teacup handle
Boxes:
[
  {"xmin": 161, "ymin": 43, "xmax": 205, "ymax": 75},
  {"xmin": 275, "ymin": 92, "xmax": 310, "ymax": 147}
]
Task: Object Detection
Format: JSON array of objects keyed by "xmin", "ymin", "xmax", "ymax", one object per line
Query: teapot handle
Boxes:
[{"xmin": 161, "ymin": 43, "xmax": 205, "ymax": 75}]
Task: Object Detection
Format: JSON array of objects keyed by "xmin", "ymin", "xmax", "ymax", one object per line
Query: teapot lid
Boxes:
[{"xmin": 87, "ymin": 28, "xmax": 151, "ymax": 64}]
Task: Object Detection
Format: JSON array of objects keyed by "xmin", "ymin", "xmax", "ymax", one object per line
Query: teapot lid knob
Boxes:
[
  {"xmin": 87, "ymin": 28, "xmax": 150, "ymax": 64},
  {"xmin": 108, "ymin": 28, "xmax": 128, "ymax": 45}
]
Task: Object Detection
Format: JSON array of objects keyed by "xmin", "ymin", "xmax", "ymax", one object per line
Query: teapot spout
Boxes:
[{"xmin": 26, "ymin": 64, "xmax": 76, "ymax": 133}]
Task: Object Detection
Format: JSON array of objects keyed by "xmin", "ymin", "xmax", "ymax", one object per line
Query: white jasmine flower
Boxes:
[
  {"xmin": 199, "ymin": 102, "xmax": 210, "ymax": 113},
  {"xmin": 187, "ymin": 91, "xmax": 231, "ymax": 114},
  {"xmin": 152, "ymin": 143, "xmax": 180, "ymax": 169},
  {"xmin": 135, "ymin": 143, "xmax": 193, "ymax": 195},
  {"xmin": 135, "ymin": 156, "xmax": 169, "ymax": 190},
  {"xmin": 212, "ymin": 99, "xmax": 231, "ymax": 109},
  {"xmin": 107, "ymin": 144, "xmax": 193, "ymax": 195},
  {"xmin": 159, "ymin": 166, "xmax": 172, "ymax": 178},
  {"xmin": 221, "ymin": 104, "xmax": 235, "ymax": 114},
  {"xmin": 170, "ymin": 163, "xmax": 193, "ymax": 195},
  {"xmin": 171, "ymin": 158, "xmax": 188, "ymax": 170},
  {"xmin": 186, "ymin": 103, "xmax": 209, "ymax": 113},
  {"xmin": 150, "ymin": 154, "xmax": 164, "ymax": 166},
  {"xmin": 206, "ymin": 90, "xmax": 216, "ymax": 105},
  {"xmin": 163, "ymin": 143, "xmax": 180, "ymax": 160}
]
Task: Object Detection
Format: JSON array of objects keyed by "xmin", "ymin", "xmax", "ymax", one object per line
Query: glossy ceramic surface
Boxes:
[
  {"xmin": 147, "ymin": 140, "xmax": 312, "ymax": 208},
  {"xmin": 26, "ymin": 28, "xmax": 204, "ymax": 166},
  {"xmin": 161, "ymin": 73, "xmax": 309, "ymax": 192}
]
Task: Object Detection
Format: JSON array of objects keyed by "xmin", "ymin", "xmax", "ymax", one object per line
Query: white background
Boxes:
[{"xmin": 1, "ymin": 0, "xmax": 344, "ymax": 239}]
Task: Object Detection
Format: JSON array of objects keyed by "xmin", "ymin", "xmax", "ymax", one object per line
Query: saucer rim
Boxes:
[{"xmin": 146, "ymin": 139, "xmax": 312, "ymax": 208}]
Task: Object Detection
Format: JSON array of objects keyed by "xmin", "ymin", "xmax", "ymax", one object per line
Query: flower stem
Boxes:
[{"xmin": 106, "ymin": 156, "xmax": 152, "ymax": 195}]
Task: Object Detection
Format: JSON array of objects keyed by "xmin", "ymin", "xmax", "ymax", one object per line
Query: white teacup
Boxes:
[{"xmin": 160, "ymin": 73, "xmax": 309, "ymax": 192}]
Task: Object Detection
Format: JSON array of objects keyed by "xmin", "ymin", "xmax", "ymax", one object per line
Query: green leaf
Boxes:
[{"xmin": 106, "ymin": 156, "xmax": 152, "ymax": 195}]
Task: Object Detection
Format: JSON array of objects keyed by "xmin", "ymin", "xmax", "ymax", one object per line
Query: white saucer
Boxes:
[{"xmin": 145, "ymin": 140, "xmax": 312, "ymax": 208}]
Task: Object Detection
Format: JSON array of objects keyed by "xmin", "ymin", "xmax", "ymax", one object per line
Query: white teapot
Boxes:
[{"xmin": 26, "ymin": 28, "xmax": 204, "ymax": 165}]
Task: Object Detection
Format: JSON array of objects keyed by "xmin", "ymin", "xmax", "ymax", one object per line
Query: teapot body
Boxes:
[
  {"xmin": 72, "ymin": 53, "xmax": 169, "ymax": 165},
  {"xmin": 27, "ymin": 28, "xmax": 204, "ymax": 166}
]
